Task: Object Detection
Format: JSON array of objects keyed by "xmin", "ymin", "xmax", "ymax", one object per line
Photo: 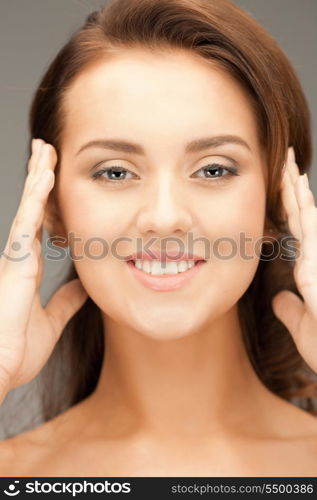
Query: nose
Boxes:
[{"xmin": 135, "ymin": 173, "xmax": 193, "ymax": 237}]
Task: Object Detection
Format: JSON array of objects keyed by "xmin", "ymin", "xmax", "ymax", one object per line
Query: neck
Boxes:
[{"xmin": 84, "ymin": 305, "xmax": 271, "ymax": 441}]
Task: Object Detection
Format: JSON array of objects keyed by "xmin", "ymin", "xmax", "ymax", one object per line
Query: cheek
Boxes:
[
  {"xmin": 204, "ymin": 175, "xmax": 266, "ymax": 242},
  {"xmin": 57, "ymin": 181, "xmax": 125, "ymax": 297},
  {"xmin": 199, "ymin": 178, "xmax": 266, "ymax": 290},
  {"xmin": 57, "ymin": 177, "xmax": 132, "ymax": 250}
]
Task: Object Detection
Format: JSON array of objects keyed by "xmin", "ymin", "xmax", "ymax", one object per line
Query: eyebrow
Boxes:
[{"xmin": 75, "ymin": 134, "xmax": 252, "ymax": 157}]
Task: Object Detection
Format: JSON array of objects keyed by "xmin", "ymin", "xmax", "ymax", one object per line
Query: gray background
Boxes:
[{"xmin": 0, "ymin": 0, "xmax": 316, "ymax": 438}]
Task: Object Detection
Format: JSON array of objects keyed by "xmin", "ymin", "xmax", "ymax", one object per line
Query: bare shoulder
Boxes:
[
  {"xmin": 0, "ymin": 438, "xmax": 16, "ymax": 475},
  {"xmin": 0, "ymin": 401, "xmax": 86, "ymax": 476},
  {"xmin": 259, "ymin": 395, "xmax": 317, "ymax": 472}
]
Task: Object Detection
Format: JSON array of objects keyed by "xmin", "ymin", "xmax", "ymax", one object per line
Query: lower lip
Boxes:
[{"xmin": 126, "ymin": 260, "xmax": 207, "ymax": 291}]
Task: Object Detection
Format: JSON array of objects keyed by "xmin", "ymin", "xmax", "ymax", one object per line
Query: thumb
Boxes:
[
  {"xmin": 45, "ymin": 278, "xmax": 88, "ymax": 337},
  {"xmin": 271, "ymin": 290, "xmax": 305, "ymax": 343}
]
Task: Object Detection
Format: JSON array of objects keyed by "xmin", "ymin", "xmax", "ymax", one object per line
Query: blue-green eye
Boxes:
[
  {"xmin": 192, "ymin": 163, "xmax": 239, "ymax": 181},
  {"xmin": 91, "ymin": 166, "xmax": 136, "ymax": 184},
  {"xmin": 91, "ymin": 162, "xmax": 239, "ymax": 185}
]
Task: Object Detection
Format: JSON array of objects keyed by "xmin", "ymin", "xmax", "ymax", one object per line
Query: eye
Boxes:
[
  {"xmin": 91, "ymin": 165, "xmax": 137, "ymax": 184},
  {"xmin": 91, "ymin": 162, "xmax": 240, "ymax": 186},
  {"xmin": 191, "ymin": 163, "xmax": 239, "ymax": 183}
]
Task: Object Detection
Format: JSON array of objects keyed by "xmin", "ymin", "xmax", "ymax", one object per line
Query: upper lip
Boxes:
[{"xmin": 125, "ymin": 250, "xmax": 206, "ymax": 262}]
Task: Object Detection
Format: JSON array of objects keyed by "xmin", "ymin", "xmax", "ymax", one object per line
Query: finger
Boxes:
[
  {"xmin": 293, "ymin": 174, "xmax": 317, "ymax": 316},
  {"xmin": 2, "ymin": 150, "xmax": 56, "ymax": 277},
  {"xmin": 0, "ymin": 143, "xmax": 57, "ymax": 355},
  {"xmin": 21, "ymin": 145, "xmax": 57, "ymax": 248},
  {"xmin": 45, "ymin": 279, "xmax": 88, "ymax": 342},
  {"xmin": 287, "ymin": 147, "xmax": 300, "ymax": 185},
  {"xmin": 280, "ymin": 166, "xmax": 302, "ymax": 241},
  {"xmin": 0, "ymin": 168, "xmax": 54, "ymax": 338},
  {"xmin": 6, "ymin": 144, "xmax": 57, "ymax": 252},
  {"xmin": 19, "ymin": 140, "xmax": 45, "ymax": 206},
  {"xmin": 27, "ymin": 139, "xmax": 44, "ymax": 175},
  {"xmin": 28, "ymin": 140, "xmax": 45, "ymax": 245},
  {"xmin": 32, "ymin": 145, "xmax": 58, "ymax": 243},
  {"xmin": 272, "ymin": 289, "xmax": 305, "ymax": 344},
  {"xmin": 26, "ymin": 143, "xmax": 57, "ymax": 198},
  {"xmin": 295, "ymin": 174, "xmax": 316, "ymax": 258}
]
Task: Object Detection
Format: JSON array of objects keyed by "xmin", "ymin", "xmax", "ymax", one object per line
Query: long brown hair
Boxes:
[{"xmin": 9, "ymin": 0, "xmax": 317, "ymax": 436}]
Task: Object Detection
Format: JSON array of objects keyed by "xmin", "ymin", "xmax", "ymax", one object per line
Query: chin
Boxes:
[{"xmin": 133, "ymin": 313, "xmax": 206, "ymax": 342}]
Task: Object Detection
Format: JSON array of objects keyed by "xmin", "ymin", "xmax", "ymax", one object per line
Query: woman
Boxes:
[{"xmin": 0, "ymin": 0, "xmax": 317, "ymax": 477}]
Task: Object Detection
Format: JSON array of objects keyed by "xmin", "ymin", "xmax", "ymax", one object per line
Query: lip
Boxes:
[
  {"xmin": 126, "ymin": 259, "xmax": 207, "ymax": 292},
  {"xmin": 125, "ymin": 250, "xmax": 206, "ymax": 262}
]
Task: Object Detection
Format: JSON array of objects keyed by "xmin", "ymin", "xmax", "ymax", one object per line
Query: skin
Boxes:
[{"xmin": 1, "ymin": 48, "xmax": 317, "ymax": 476}]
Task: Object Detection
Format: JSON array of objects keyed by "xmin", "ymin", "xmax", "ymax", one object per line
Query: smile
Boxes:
[{"xmin": 126, "ymin": 259, "xmax": 207, "ymax": 292}]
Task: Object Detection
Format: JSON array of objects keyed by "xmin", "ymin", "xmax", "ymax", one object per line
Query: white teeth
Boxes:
[
  {"xmin": 177, "ymin": 260, "xmax": 188, "ymax": 272},
  {"xmin": 143, "ymin": 260, "xmax": 151, "ymax": 273},
  {"xmin": 134, "ymin": 259, "xmax": 197, "ymax": 275}
]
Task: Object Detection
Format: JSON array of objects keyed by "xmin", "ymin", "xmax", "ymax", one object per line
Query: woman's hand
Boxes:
[
  {"xmin": 0, "ymin": 139, "xmax": 88, "ymax": 404},
  {"xmin": 272, "ymin": 147, "xmax": 317, "ymax": 373}
]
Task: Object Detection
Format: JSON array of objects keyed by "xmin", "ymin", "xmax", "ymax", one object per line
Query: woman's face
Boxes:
[{"xmin": 55, "ymin": 48, "xmax": 267, "ymax": 340}]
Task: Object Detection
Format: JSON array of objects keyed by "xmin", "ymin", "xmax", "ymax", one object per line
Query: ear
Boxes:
[{"xmin": 43, "ymin": 189, "xmax": 68, "ymax": 248}]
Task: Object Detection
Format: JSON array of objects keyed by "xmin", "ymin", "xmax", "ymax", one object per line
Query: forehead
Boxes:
[{"xmin": 62, "ymin": 48, "xmax": 261, "ymax": 152}]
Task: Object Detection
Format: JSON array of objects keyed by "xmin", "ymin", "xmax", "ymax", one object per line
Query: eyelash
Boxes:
[{"xmin": 91, "ymin": 163, "xmax": 240, "ymax": 185}]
